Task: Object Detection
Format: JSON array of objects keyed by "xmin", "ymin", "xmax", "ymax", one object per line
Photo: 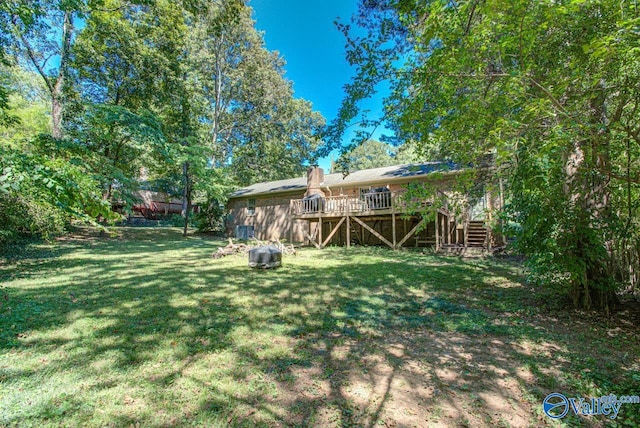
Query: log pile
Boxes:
[
  {"xmin": 212, "ymin": 238, "xmax": 296, "ymax": 259},
  {"xmin": 212, "ymin": 238, "xmax": 248, "ymax": 259}
]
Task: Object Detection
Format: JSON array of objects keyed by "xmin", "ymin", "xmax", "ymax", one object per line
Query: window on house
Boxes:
[{"xmin": 247, "ymin": 198, "xmax": 256, "ymax": 215}]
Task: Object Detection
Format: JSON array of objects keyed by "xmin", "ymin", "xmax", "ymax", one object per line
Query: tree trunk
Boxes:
[
  {"xmin": 52, "ymin": 11, "xmax": 73, "ymax": 138},
  {"xmin": 182, "ymin": 161, "xmax": 191, "ymax": 236},
  {"xmin": 18, "ymin": 9, "xmax": 73, "ymax": 138},
  {"xmin": 564, "ymin": 82, "xmax": 618, "ymax": 312},
  {"xmin": 51, "ymin": 92, "xmax": 64, "ymax": 139}
]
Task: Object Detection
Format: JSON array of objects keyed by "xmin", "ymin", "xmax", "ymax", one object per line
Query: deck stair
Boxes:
[{"xmin": 466, "ymin": 220, "xmax": 488, "ymax": 247}]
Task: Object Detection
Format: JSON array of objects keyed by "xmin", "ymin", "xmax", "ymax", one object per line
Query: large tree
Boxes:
[
  {"xmin": 192, "ymin": 2, "xmax": 325, "ymax": 186},
  {"xmin": 71, "ymin": 0, "xmax": 173, "ymax": 206},
  {"xmin": 332, "ymin": 0, "xmax": 640, "ymax": 310},
  {"xmin": 3, "ymin": 0, "xmax": 85, "ymax": 138},
  {"xmin": 1, "ymin": 0, "xmax": 327, "ymax": 240},
  {"xmin": 332, "ymin": 139, "xmax": 417, "ymax": 172}
]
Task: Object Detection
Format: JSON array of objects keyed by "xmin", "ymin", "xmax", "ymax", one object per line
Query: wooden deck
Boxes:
[{"xmin": 289, "ymin": 191, "xmax": 460, "ymax": 250}]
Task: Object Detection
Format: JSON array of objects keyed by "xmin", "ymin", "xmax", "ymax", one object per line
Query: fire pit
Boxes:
[{"xmin": 248, "ymin": 245, "xmax": 282, "ymax": 269}]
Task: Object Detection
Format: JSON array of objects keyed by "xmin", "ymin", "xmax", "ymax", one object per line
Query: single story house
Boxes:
[{"xmin": 226, "ymin": 162, "xmax": 502, "ymax": 250}]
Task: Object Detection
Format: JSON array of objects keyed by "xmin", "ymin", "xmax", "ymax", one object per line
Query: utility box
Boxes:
[{"xmin": 235, "ymin": 225, "xmax": 255, "ymax": 240}]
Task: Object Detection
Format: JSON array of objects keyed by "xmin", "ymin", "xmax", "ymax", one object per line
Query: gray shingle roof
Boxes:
[
  {"xmin": 229, "ymin": 177, "xmax": 307, "ymax": 198},
  {"xmin": 228, "ymin": 161, "xmax": 459, "ymax": 198}
]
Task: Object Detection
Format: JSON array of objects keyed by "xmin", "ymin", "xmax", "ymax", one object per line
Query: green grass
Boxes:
[{"xmin": 0, "ymin": 227, "xmax": 638, "ymax": 427}]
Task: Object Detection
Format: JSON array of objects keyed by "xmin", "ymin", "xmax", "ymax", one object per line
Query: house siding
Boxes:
[
  {"xmin": 227, "ymin": 167, "xmax": 498, "ymax": 246},
  {"xmin": 226, "ymin": 175, "xmax": 464, "ymax": 246},
  {"xmin": 226, "ymin": 192, "xmax": 308, "ymax": 242}
]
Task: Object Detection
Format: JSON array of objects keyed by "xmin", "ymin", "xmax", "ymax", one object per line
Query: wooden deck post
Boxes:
[
  {"xmin": 464, "ymin": 220, "xmax": 468, "ymax": 249},
  {"xmin": 444, "ymin": 215, "xmax": 448, "ymax": 245},
  {"xmin": 435, "ymin": 214, "xmax": 440, "ymax": 251},
  {"xmin": 346, "ymin": 215, "xmax": 351, "ymax": 248},
  {"xmin": 318, "ymin": 215, "xmax": 323, "ymax": 248},
  {"xmin": 392, "ymin": 213, "xmax": 397, "ymax": 249},
  {"xmin": 304, "ymin": 223, "xmax": 321, "ymax": 249}
]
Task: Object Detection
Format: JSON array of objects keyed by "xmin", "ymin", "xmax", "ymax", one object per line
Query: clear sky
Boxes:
[{"xmin": 249, "ymin": 0, "xmax": 390, "ymax": 171}]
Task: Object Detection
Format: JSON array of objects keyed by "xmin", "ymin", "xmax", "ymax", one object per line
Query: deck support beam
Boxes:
[
  {"xmin": 322, "ymin": 217, "xmax": 345, "ymax": 248},
  {"xmin": 396, "ymin": 217, "xmax": 428, "ymax": 248},
  {"xmin": 304, "ymin": 223, "xmax": 321, "ymax": 249},
  {"xmin": 351, "ymin": 216, "xmax": 395, "ymax": 249}
]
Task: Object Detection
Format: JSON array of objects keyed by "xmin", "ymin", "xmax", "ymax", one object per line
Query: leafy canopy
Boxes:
[{"xmin": 333, "ymin": 0, "xmax": 640, "ymax": 309}]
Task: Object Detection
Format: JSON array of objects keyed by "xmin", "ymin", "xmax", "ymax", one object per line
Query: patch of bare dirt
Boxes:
[
  {"xmin": 268, "ymin": 310, "xmax": 640, "ymax": 428},
  {"xmin": 271, "ymin": 331, "xmax": 551, "ymax": 427}
]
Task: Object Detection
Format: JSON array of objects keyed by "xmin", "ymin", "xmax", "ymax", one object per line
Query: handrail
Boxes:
[{"xmin": 290, "ymin": 191, "xmax": 444, "ymax": 216}]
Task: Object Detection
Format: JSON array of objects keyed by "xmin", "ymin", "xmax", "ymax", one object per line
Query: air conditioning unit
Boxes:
[{"xmin": 235, "ymin": 225, "xmax": 255, "ymax": 240}]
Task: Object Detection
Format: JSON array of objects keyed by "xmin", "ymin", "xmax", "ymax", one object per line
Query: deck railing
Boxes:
[
  {"xmin": 291, "ymin": 191, "xmax": 412, "ymax": 216},
  {"xmin": 290, "ymin": 190, "xmax": 452, "ymax": 217}
]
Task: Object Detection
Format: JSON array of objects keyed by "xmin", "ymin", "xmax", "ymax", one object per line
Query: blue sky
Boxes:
[{"xmin": 249, "ymin": 0, "xmax": 390, "ymax": 171}]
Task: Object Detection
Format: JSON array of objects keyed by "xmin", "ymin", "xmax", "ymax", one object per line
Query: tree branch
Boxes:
[
  {"xmin": 527, "ymin": 77, "xmax": 571, "ymax": 117},
  {"xmin": 14, "ymin": 24, "xmax": 54, "ymax": 95},
  {"xmin": 606, "ymin": 170, "xmax": 640, "ymax": 185},
  {"xmin": 464, "ymin": 0, "xmax": 479, "ymax": 36}
]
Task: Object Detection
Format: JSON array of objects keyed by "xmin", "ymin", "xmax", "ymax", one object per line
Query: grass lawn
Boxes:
[{"xmin": 1, "ymin": 227, "xmax": 638, "ymax": 427}]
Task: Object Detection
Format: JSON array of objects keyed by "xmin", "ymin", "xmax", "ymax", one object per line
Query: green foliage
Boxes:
[
  {"xmin": 0, "ymin": 136, "xmax": 116, "ymax": 243},
  {"xmin": 190, "ymin": 3, "xmax": 325, "ymax": 186},
  {"xmin": 2, "ymin": 0, "xmax": 86, "ymax": 138},
  {"xmin": 333, "ymin": 139, "xmax": 420, "ymax": 173},
  {"xmin": 0, "ymin": 66, "xmax": 51, "ymax": 143},
  {"xmin": 1, "ymin": 0, "xmax": 326, "ymax": 243},
  {"xmin": 335, "ymin": 0, "xmax": 640, "ymax": 309},
  {"xmin": 332, "ymin": 139, "xmax": 405, "ymax": 173},
  {"xmin": 71, "ymin": 0, "xmax": 155, "ymax": 110},
  {"xmin": 169, "ymin": 213, "xmax": 190, "ymax": 228},
  {"xmin": 0, "ymin": 70, "xmax": 18, "ymax": 129},
  {"xmin": 68, "ymin": 103, "xmax": 166, "ymax": 205},
  {"xmin": 193, "ymin": 199, "xmax": 225, "ymax": 233},
  {"xmin": 192, "ymin": 166, "xmax": 231, "ymax": 233}
]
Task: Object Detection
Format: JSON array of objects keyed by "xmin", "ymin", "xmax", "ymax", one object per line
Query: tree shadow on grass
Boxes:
[{"xmin": 0, "ymin": 239, "xmax": 638, "ymax": 427}]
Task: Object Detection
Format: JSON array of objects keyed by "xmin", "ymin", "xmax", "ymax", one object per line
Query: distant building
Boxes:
[{"xmin": 130, "ymin": 190, "xmax": 200, "ymax": 220}]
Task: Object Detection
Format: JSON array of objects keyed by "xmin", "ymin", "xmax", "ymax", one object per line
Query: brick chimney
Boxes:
[{"xmin": 304, "ymin": 166, "xmax": 325, "ymax": 197}]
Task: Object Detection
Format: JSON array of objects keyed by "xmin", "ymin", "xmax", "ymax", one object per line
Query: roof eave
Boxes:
[
  {"xmin": 323, "ymin": 168, "xmax": 464, "ymax": 189},
  {"xmin": 228, "ymin": 187, "xmax": 307, "ymax": 199}
]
